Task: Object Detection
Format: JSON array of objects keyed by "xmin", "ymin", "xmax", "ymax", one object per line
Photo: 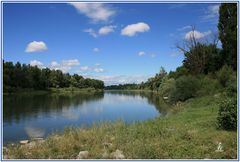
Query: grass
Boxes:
[{"xmin": 3, "ymin": 94, "xmax": 238, "ymax": 159}]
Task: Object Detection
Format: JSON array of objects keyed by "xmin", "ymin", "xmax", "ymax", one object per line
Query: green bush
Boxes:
[
  {"xmin": 197, "ymin": 75, "xmax": 221, "ymax": 96},
  {"xmin": 217, "ymin": 98, "xmax": 237, "ymax": 130},
  {"xmin": 226, "ymin": 73, "xmax": 237, "ymax": 97},
  {"xmin": 171, "ymin": 75, "xmax": 200, "ymax": 102},
  {"xmin": 216, "ymin": 65, "xmax": 234, "ymax": 87},
  {"xmin": 158, "ymin": 77, "xmax": 176, "ymax": 99}
]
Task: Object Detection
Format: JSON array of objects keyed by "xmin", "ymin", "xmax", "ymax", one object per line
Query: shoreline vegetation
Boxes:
[
  {"xmin": 3, "ymin": 94, "xmax": 237, "ymax": 159},
  {"xmin": 3, "ymin": 87, "xmax": 103, "ymax": 95}
]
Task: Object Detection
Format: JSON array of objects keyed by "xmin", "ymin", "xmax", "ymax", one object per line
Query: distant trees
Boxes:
[
  {"xmin": 139, "ymin": 67, "xmax": 167, "ymax": 90},
  {"xmin": 105, "ymin": 84, "xmax": 138, "ymax": 90},
  {"xmin": 3, "ymin": 61, "xmax": 104, "ymax": 92},
  {"xmin": 218, "ymin": 3, "xmax": 237, "ymax": 70}
]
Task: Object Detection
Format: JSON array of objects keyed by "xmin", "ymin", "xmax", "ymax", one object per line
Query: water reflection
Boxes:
[
  {"xmin": 3, "ymin": 92, "xmax": 104, "ymax": 124},
  {"xmin": 3, "ymin": 90, "xmax": 170, "ymax": 143},
  {"xmin": 105, "ymin": 90, "xmax": 170, "ymax": 115}
]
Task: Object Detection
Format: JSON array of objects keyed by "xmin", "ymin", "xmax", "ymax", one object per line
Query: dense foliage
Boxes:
[
  {"xmin": 217, "ymin": 98, "xmax": 237, "ymax": 130},
  {"xmin": 105, "ymin": 84, "xmax": 138, "ymax": 90},
  {"xmin": 218, "ymin": 3, "xmax": 237, "ymax": 70},
  {"xmin": 3, "ymin": 61, "xmax": 104, "ymax": 92},
  {"xmin": 171, "ymin": 75, "xmax": 200, "ymax": 102}
]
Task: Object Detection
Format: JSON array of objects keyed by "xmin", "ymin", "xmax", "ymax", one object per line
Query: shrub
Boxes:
[
  {"xmin": 158, "ymin": 77, "xmax": 176, "ymax": 99},
  {"xmin": 171, "ymin": 75, "xmax": 200, "ymax": 102},
  {"xmin": 217, "ymin": 98, "xmax": 237, "ymax": 130},
  {"xmin": 216, "ymin": 65, "xmax": 234, "ymax": 87},
  {"xmin": 226, "ymin": 73, "xmax": 237, "ymax": 97},
  {"xmin": 197, "ymin": 75, "xmax": 221, "ymax": 96}
]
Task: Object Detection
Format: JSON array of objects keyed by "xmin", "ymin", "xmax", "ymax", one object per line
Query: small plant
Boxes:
[{"xmin": 217, "ymin": 98, "xmax": 237, "ymax": 130}]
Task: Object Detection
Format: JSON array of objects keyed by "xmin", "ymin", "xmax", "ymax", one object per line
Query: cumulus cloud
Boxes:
[
  {"xmin": 25, "ymin": 41, "xmax": 48, "ymax": 53},
  {"xmin": 78, "ymin": 64, "xmax": 104, "ymax": 74},
  {"xmin": 185, "ymin": 30, "xmax": 211, "ymax": 40},
  {"xmin": 49, "ymin": 61, "xmax": 71, "ymax": 73},
  {"xmin": 30, "ymin": 60, "xmax": 44, "ymax": 68},
  {"xmin": 99, "ymin": 25, "xmax": 115, "ymax": 35},
  {"xmin": 69, "ymin": 3, "xmax": 115, "ymax": 22},
  {"xmin": 85, "ymin": 75, "xmax": 151, "ymax": 86},
  {"xmin": 30, "ymin": 60, "xmax": 43, "ymax": 66},
  {"xmin": 94, "ymin": 68, "xmax": 104, "ymax": 73},
  {"xmin": 80, "ymin": 66, "xmax": 91, "ymax": 71},
  {"xmin": 50, "ymin": 61, "xmax": 59, "ymax": 67},
  {"xmin": 138, "ymin": 51, "xmax": 145, "ymax": 56},
  {"xmin": 83, "ymin": 28, "xmax": 98, "ymax": 38},
  {"xmin": 49, "ymin": 59, "xmax": 80, "ymax": 73},
  {"xmin": 62, "ymin": 59, "xmax": 80, "ymax": 66},
  {"xmin": 84, "ymin": 25, "xmax": 116, "ymax": 37},
  {"xmin": 121, "ymin": 22, "xmax": 150, "ymax": 37},
  {"xmin": 201, "ymin": 4, "xmax": 220, "ymax": 22},
  {"xmin": 93, "ymin": 48, "xmax": 100, "ymax": 52}
]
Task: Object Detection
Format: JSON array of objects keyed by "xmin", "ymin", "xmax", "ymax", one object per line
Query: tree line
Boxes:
[{"xmin": 3, "ymin": 61, "xmax": 104, "ymax": 92}]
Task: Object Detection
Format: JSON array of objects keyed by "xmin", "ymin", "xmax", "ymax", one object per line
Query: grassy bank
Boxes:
[{"xmin": 3, "ymin": 94, "xmax": 237, "ymax": 159}]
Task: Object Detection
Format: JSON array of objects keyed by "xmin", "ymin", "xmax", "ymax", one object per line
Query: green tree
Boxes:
[{"xmin": 218, "ymin": 3, "xmax": 237, "ymax": 70}]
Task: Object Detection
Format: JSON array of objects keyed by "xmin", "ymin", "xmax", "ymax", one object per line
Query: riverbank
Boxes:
[
  {"xmin": 3, "ymin": 87, "xmax": 103, "ymax": 95},
  {"xmin": 3, "ymin": 94, "xmax": 237, "ymax": 159}
]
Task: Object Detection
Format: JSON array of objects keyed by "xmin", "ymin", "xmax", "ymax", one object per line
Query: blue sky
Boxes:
[{"xmin": 3, "ymin": 3, "xmax": 220, "ymax": 85}]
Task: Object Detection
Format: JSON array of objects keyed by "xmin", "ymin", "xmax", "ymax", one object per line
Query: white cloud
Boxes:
[
  {"xmin": 62, "ymin": 59, "xmax": 80, "ymax": 66},
  {"xmin": 78, "ymin": 64, "xmax": 105, "ymax": 74},
  {"xmin": 93, "ymin": 48, "xmax": 100, "ymax": 52},
  {"xmin": 99, "ymin": 25, "xmax": 115, "ymax": 35},
  {"xmin": 84, "ymin": 25, "xmax": 116, "ymax": 37},
  {"xmin": 185, "ymin": 30, "xmax": 211, "ymax": 40},
  {"xmin": 138, "ymin": 51, "xmax": 145, "ymax": 56},
  {"xmin": 121, "ymin": 22, "xmax": 150, "ymax": 37},
  {"xmin": 85, "ymin": 75, "xmax": 151, "ymax": 86},
  {"xmin": 25, "ymin": 41, "xmax": 48, "ymax": 53},
  {"xmin": 83, "ymin": 28, "xmax": 97, "ymax": 38},
  {"xmin": 80, "ymin": 66, "xmax": 91, "ymax": 71},
  {"xmin": 177, "ymin": 25, "xmax": 192, "ymax": 31},
  {"xmin": 30, "ymin": 60, "xmax": 44, "ymax": 68},
  {"xmin": 49, "ymin": 59, "xmax": 80, "ymax": 73},
  {"xmin": 201, "ymin": 4, "xmax": 220, "ymax": 22},
  {"xmin": 69, "ymin": 3, "xmax": 115, "ymax": 22},
  {"xmin": 49, "ymin": 61, "xmax": 71, "ymax": 73},
  {"xmin": 50, "ymin": 61, "xmax": 60, "ymax": 67},
  {"xmin": 94, "ymin": 68, "xmax": 104, "ymax": 73}
]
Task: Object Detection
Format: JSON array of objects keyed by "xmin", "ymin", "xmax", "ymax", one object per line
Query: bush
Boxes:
[
  {"xmin": 158, "ymin": 77, "xmax": 176, "ymax": 99},
  {"xmin": 197, "ymin": 75, "xmax": 221, "ymax": 96},
  {"xmin": 226, "ymin": 73, "xmax": 237, "ymax": 97},
  {"xmin": 171, "ymin": 75, "xmax": 200, "ymax": 102},
  {"xmin": 217, "ymin": 98, "xmax": 237, "ymax": 130},
  {"xmin": 216, "ymin": 65, "xmax": 234, "ymax": 87}
]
